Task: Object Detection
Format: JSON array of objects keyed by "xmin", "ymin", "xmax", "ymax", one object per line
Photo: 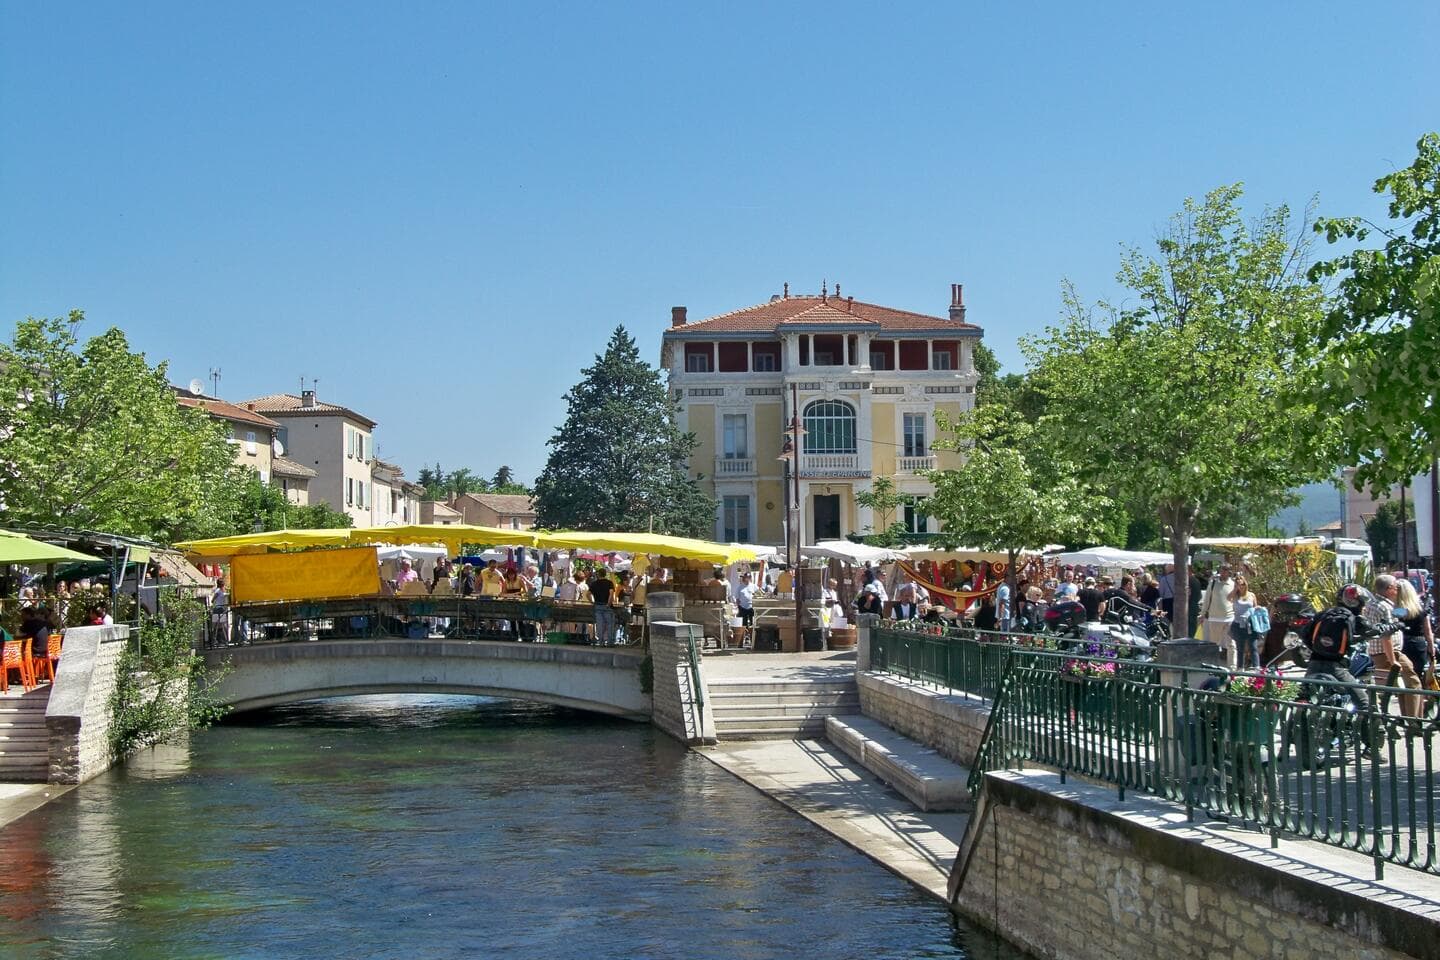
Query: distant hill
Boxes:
[{"xmin": 1270, "ymin": 481, "xmax": 1343, "ymax": 535}]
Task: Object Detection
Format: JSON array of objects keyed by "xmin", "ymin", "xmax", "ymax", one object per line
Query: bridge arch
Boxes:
[{"xmin": 204, "ymin": 639, "xmax": 652, "ymax": 720}]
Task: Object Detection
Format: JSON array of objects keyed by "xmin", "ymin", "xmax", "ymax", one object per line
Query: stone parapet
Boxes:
[
  {"xmin": 46, "ymin": 625, "xmax": 130, "ymax": 784},
  {"xmin": 856, "ymin": 671, "xmax": 990, "ymax": 767},
  {"xmin": 951, "ymin": 770, "xmax": 1436, "ymax": 960},
  {"xmin": 648, "ymin": 617, "xmax": 715, "ymax": 745}
]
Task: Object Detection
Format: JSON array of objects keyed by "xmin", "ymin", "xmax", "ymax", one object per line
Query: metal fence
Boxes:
[{"xmin": 870, "ymin": 625, "xmax": 1440, "ymax": 879}]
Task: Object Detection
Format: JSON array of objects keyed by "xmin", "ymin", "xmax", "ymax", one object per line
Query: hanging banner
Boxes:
[
  {"xmin": 232, "ymin": 546, "xmax": 380, "ymax": 604},
  {"xmin": 1415, "ymin": 470, "xmax": 1434, "ymax": 561}
]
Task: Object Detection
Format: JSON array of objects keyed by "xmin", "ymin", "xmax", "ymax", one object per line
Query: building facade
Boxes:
[
  {"xmin": 371, "ymin": 459, "xmax": 424, "ymax": 527},
  {"xmin": 244, "ymin": 390, "xmax": 379, "ymax": 526},
  {"xmin": 176, "ymin": 392, "xmax": 280, "ymax": 483},
  {"xmin": 660, "ymin": 283, "xmax": 983, "ymax": 545},
  {"xmin": 449, "ymin": 492, "xmax": 537, "ymax": 530}
]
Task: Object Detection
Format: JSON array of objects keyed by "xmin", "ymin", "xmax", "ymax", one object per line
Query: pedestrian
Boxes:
[
  {"xmin": 1393, "ymin": 578, "xmax": 1436, "ymax": 716},
  {"xmin": 1368, "ymin": 574, "xmax": 1423, "ymax": 718},
  {"xmin": 1158, "ymin": 563, "xmax": 1176, "ymax": 622},
  {"xmin": 1202, "ymin": 565, "xmax": 1236, "ymax": 667},
  {"xmin": 589, "ymin": 567, "xmax": 617, "ymax": 645},
  {"xmin": 995, "ymin": 578, "xmax": 1013, "ymax": 634},
  {"xmin": 459, "ymin": 563, "xmax": 476, "ymax": 597},
  {"xmin": 1228, "ymin": 575, "xmax": 1261, "ymax": 670},
  {"xmin": 735, "ymin": 571, "xmax": 757, "ymax": 645}
]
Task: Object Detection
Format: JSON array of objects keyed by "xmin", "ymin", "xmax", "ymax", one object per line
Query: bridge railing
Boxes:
[{"xmin": 207, "ymin": 596, "xmax": 644, "ymax": 650}]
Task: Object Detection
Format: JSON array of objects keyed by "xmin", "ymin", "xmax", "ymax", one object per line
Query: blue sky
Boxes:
[{"xmin": 2, "ymin": 2, "xmax": 1436, "ymax": 484}]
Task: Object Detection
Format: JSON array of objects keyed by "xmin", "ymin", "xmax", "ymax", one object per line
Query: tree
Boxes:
[
  {"xmin": 0, "ymin": 313, "xmax": 249, "ymax": 543},
  {"xmin": 230, "ymin": 472, "xmax": 352, "ymax": 532},
  {"xmin": 926, "ymin": 404, "xmax": 1111, "ymax": 590},
  {"xmin": 491, "ymin": 464, "xmax": 514, "ymax": 489},
  {"xmin": 1364, "ymin": 498, "xmax": 1413, "ymax": 566},
  {"xmin": 1025, "ymin": 186, "xmax": 1333, "ymax": 638},
  {"xmin": 447, "ymin": 467, "xmax": 482, "ymax": 498},
  {"xmin": 855, "ymin": 476, "xmax": 913, "ymax": 546},
  {"xmin": 533, "ymin": 326, "xmax": 716, "ymax": 536},
  {"xmin": 416, "ymin": 463, "xmax": 444, "ymax": 498},
  {"xmin": 1310, "ymin": 132, "xmax": 1440, "ymax": 491}
]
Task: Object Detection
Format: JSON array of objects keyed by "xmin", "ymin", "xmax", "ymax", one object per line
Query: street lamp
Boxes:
[{"xmin": 777, "ymin": 383, "xmax": 806, "ymax": 650}]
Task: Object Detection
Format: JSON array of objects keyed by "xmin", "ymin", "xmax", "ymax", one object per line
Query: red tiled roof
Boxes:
[
  {"xmin": 667, "ymin": 294, "xmax": 979, "ymax": 335},
  {"xmin": 271, "ymin": 456, "xmax": 317, "ymax": 479},
  {"xmin": 177, "ymin": 394, "xmax": 280, "ymax": 430},
  {"xmin": 243, "ymin": 393, "xmax": 378, "ymax": 429},
  {"xmin": 453, "ymin": 492, "xmax": 536, "ymax": 515}
]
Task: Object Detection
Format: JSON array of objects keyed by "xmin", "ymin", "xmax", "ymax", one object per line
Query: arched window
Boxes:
[{"xmin": 803, "ymin": 400, "xmax": 857, "ymax": 454}]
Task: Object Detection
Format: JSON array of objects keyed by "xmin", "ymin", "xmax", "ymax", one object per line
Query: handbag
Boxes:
[
  {"xmin": 1248, "ymin": 606, "xmax": 1271, "ymax": 636},
  {"xmin": 1425, "ymin": 664, "xmax": 1440, "ymax": 693}
]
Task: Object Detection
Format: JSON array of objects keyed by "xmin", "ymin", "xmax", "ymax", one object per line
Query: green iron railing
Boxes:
[{"xmin": 966, "ymin": 644, "xmax": 1440, "ymax": 880}]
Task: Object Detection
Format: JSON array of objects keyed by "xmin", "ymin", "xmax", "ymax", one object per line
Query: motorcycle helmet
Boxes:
[{"xmin": 1338, "ymin": 583, "xmax": 1372, "ymax": 610}]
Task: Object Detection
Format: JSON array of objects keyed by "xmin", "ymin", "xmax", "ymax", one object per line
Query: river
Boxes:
[{"xmin": 0, "ymin": 695, "xmax": 1026, "ymax": 959}]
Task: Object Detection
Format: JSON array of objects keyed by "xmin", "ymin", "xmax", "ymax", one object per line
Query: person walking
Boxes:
[
  {"xmin": 1368, "ymin": 574, "xmax": 1423, "ymax": 718},
  {"xmin": 1394, "ymin": 578, "xmax": 1436, "ymax": 716},
  {"xmin": 1202, "ymin": 566, "xmax": 1236, "ymax": 667},
  {"xmin": 1158, "ymin": 563, "xmax": 1176, "ymax": 622},
  {"xmin": 1229, "ymin": 575, "xmax": 1262, "ymax": 670}
]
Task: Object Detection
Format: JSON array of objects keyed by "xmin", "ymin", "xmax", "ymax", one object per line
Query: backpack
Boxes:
[
  {"xmin": 1247, "ymin": 606, "xmax": 1271, "ymax": 635},
  {"xmin": 1306, "ymin": 606, "xmax": 1354, "ymax": 660}
]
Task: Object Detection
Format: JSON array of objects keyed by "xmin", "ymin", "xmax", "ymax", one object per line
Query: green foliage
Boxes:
[
  {"xmin": 1023, "ymin": 185, "xmax": 1334, "ymax": 637},
  {"xmin": 0, "ymin": 314, "xmax": 251, "ymax": 542},
  {"xmin": 231, "ymin": 472, "xmax": 352, "ymax": 532},
  {"xmin": 855, "ymin": 476, "xmax": 914, "ymax": 546},
  {"xmin": 108, "ymin": 594, "xmax": 229, "ymax": 761},
  {"xmin": 415, "ymin": 462, "xmax": 530, "ymax": 500},
  {"xmin": 926, "ymin": 404, "xmax": 1112, "ymax": 582},
  {"xmin": 1364, "ymin": 498, "xmax": 1414, "ymax": 565},
  {"xmin": 533, "ymin": 326, "xmax": 717, "ymax": 536},
  {"xmin": 1310, "ymin": 132, "xmax": 1440, "ymax": 491}
]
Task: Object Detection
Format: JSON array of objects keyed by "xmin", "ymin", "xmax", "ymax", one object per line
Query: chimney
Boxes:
[
  {"xmin": 671, "ymin": 306, "xmax": 687, "ymax": 326},
  {"xmin": 301, "ymin": 389, "xmax": 316, "ymax": 408},
  {"xmin": 783, "ymin": 282, "xmax": 789, "ymax": 298},
  {"xmin": 949, "ymin": 283, "xmax": 967, "ymax": 323}
]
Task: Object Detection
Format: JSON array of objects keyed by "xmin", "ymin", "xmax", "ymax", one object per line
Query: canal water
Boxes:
[{"xmin": 0, "ymin": 696, "xmax": 1026, "ymax": 959}]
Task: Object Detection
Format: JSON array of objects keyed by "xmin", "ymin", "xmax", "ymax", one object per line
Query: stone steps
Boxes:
[
  {"xmin": 708, "ymin": 678, "xmax": 859, "ymax": 741},
  {"xmin": 0, "ymin": 687, "xmax": 51, "ymax": 783},
  {"xmin": 825, "ymin": 715, "xmax": 973, "ymax": 812}
]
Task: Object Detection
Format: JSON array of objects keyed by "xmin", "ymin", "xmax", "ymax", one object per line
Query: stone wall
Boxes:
[
  {"xmin": 647, "ymin": 592, "xmax": 715, "ymax": 745},
  {"xmin": 46, "ymin": 625, "xmax": 130, "ymax": 784},
  {"xmin": 856, "ymin": 671, "xmax": 990, "ymax": 767},
  {"xmin": 952, "ymin": 771, "xmax": 1432, "ymax": 960}
]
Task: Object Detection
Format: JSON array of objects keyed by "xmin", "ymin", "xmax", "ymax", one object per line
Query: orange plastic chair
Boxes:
[
  {"xmin": 2, "ymin": 637, "xmax": 35, "ymax": 692},
  {"xmin": 32, "ymin": 633, "xmax": 62, "ymax": 683}
]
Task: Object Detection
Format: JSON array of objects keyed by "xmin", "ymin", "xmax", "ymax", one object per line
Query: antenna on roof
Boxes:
[{"xmin": 208, "ymin": 367, "xmax": 222, "ymax": 396}]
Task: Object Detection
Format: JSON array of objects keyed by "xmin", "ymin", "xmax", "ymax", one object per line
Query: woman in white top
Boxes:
[{"xmin": 1229, "ymin": 575, "xmax": 1259, "ymax": 671}]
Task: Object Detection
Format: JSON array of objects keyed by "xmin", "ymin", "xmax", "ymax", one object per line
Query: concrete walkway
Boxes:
[
  {"xmin": 700, "ymin": 649, "xmax": 857, "ymax": 682},
  {"xmin": 701, "ymin": 737, "xmax": 968, "ymax": 902},
  {"xmin": 0, "ymin": 783, "xmax": 71, "ymax": 831}
]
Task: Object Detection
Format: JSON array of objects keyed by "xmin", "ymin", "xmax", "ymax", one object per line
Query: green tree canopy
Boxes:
[
  {"xmin": 533, "ymin": 326, "xmax": 716, "ymax": 536},
  {"xmin": 1024, "ymin": 186, "xmax": 1334, "ymax": 637},
  {"xmin": 1310, "ymin": 132, "xmax": 1440, "ymax": 491},
  {"xmin": 926, "ymin": 404, "xmax": 1112, "ymax": 587},
  {"xmin": 233, "ymin": 472, "xmax": 352, "ymax": 532},
  {"xmin": 0, "ymin": 313, "xmax": 250, "ymax": 543}
]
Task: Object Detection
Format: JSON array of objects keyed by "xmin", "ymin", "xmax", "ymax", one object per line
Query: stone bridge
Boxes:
[{"xmin": 203, "ymin": 639, "xmax": 651, "ymax": 719}]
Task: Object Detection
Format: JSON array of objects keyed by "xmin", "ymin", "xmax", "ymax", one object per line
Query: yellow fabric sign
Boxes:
[{"xmin": 232, "ymin": 546, "xmax": 381, "ymax": 603}]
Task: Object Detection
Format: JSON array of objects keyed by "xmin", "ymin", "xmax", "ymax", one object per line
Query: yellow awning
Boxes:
[
  {"xmin": 173, "ymin": 528, "xmax": 354, "ymax": 559},
  {"xmin": 533, "ymin": 531, "xmax": 757, "ymax": 565},
  {"xmin": 348, "ymin": 524, "xmax": 539, "ymax": 551}
]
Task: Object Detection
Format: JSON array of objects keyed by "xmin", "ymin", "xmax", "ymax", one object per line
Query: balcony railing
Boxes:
[
  {"xmin": 897, "ymin": 455, "xmax": 936, "ymax": 473},
  {"xmin": 714, "ymin": 456, "xmax": 755, "ymax": 477},
  {"xmin": 800, "ymin": 452, "xmax": 864, "ymax": 476}
]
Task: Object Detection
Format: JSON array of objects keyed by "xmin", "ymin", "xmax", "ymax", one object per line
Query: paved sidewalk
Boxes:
[
  {"xmin": 0, "ymin": 783, "xmax": 71, "ymax": 831},
  {"xmin": 701, "ymin": 737, "xmax": 967, "ymax": 902},
  {"xmin": 700, "ymin": 649, "xmax": 856, "ymax": 682}
]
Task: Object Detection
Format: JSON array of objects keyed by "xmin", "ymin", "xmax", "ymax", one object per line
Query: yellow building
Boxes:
[{"xmin": 660, "ymin": 283, "xmax": 983, "ymax": 545}]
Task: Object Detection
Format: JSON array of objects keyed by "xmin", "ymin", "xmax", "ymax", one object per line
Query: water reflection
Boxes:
[{"xmin": 0, "ymin": 695, "xmax": 1026, "ymax": 959}]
